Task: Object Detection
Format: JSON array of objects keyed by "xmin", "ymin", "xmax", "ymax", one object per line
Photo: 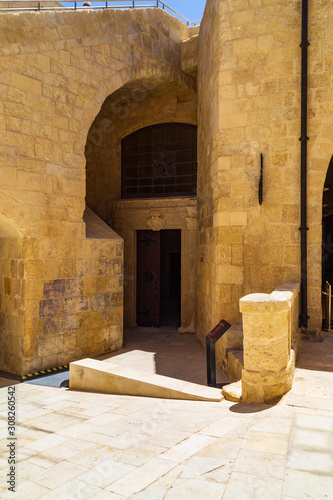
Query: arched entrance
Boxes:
[
  {"xmin": 322, "ymin": 156, "xmax": 333, "ymax": 285},
  {"xmin": 121, "ymin": 122, "xmax": 197, "ymax": 328},
  {"xmin": 84, "ymin": 78, "xmax": 198, "ymax": 333},
  {"xmin": 322, "ymin": 155, "xmax": 333, "ymax": 329}
]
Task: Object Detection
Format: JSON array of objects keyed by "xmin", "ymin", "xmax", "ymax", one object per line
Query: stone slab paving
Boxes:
[{"xmin": 0, "ymin": 333, "xmax": 333, "ymax": 499}]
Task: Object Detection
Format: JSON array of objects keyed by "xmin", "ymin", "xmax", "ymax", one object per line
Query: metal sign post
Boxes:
[{"xmin": 206, "ymin": 319, "xmax": 231, "ymax": 387}]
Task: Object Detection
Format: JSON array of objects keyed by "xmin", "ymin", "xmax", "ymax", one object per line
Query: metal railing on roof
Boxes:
[{"xmin": 0, "ymin": 0, "xmax": 201, "ymax": 26}]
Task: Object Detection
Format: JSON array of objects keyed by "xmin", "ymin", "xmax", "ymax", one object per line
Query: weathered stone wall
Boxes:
[
  {"xmin": 0, "ymin": 7, "xmax": 194, "ymax": 374},
  {"xmin": 0, "ymin": 216, "xmax": 24, "ymax": 374},
  {"xmin": 197, "ymin": 0, "xmax": 333, "ymax": 341},
  {"xmin": 2, "ymin": 0, "xmax": 333, "ymax": 376},
  {"xmin": 197, "ymin": 0, "xmax": 222, "ymax": 343},
  {"xmin": 197, "ymin": 0, "xmax": 302, "ymax": 345}
]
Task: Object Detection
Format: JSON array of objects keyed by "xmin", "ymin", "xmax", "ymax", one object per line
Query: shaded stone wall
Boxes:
[
  {"xmin": 0, "ymin": 226, "xmax": 24, "ymax": 374},
  {"xmin": 85, "ymin": 80, "xmax": 197, "ymax": 222},
  {"xmin": 2, "ymin": 1, "xmax": 333, "ymax": 376},
  {"xmin": 84, "ymin": 58, "xmax": 197, "ymax": 333},
  {"xmin": 240, "ymin": 281, "xmax": 300, "ymax": 404}
]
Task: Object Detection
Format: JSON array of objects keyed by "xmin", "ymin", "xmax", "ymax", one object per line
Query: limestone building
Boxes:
[{"xmin": 0, "ymin": 0, "xmax": 332, "ymax": 379}]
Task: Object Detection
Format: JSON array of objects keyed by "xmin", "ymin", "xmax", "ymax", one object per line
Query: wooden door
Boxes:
[{"xmin": 137, "ymin": 230, "xmax": 160, "ymax": 327}]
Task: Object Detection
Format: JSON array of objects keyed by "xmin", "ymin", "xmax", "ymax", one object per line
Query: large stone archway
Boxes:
[
  {"xmin": 85, "ymin": 75, "xmax": 197, "ymax": 220},
  {"xmin": 84, "ymin": 74, "xmax": 198, "ymax": 332}
]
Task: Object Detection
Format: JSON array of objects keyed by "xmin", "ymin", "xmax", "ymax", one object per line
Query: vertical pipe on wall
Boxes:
[{"xmin": 300, "ymin": 0, "xmax": 309, "ymax": 328}]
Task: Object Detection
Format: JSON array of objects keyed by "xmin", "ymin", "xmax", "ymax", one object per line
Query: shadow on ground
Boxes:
[
  {"xmin": 99, "ymin": 326, "xmax": 230, "ymax": 387},
  {"xmin": 296, "ymin": 332, "xmax": 333, "ymax": 372}
]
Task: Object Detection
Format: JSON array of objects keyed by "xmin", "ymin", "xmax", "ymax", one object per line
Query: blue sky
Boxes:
[
  {"xmin": 68, "ymin": 1, "xmax": 207, "ymax": 24},
  {"xmin": 162, "ymin": 1, "xmax": 207, "ymax": 22}
]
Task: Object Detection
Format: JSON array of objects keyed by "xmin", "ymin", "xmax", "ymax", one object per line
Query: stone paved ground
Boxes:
[{"xmin": 0, "ymin": 331, "xmax": 333, "ymax": 499}]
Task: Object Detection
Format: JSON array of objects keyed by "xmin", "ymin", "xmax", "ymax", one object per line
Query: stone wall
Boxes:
[
  {"xmin": 197, "ymin": 0, "xmax": 305, "ymax": 346},
  {"xmin": 0, "ymin": 7, "xmax": 195, "ymax": 374},
  {"xmin": 83, "ymin": 17, "xmax": 197, "ymax": 333},
  {"xmin": 24, "ymin": 211, "xmax": 123, "ymax": 375},
  {"xmin": 197, "ymin": 0, "xmax": 223, "ymax": 343},
  {"xmin": 2, "ymin": 0, "xmax": 333, "ymax": 376},
  {"xmin": 0, "ymin": 216, "xmax": 24, "ymax": 374}
]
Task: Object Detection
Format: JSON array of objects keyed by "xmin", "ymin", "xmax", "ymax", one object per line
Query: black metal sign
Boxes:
[{"xmin": 206, "ymin": 319, "xmax": 231, "ymax": 387}]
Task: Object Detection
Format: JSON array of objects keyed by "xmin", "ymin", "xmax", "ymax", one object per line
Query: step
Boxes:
[
  {"xmin": 69, "ymin": 358, "xmax": 224, "ymax": 402},
  {"xmin": 222, "ymin": 380, "xmax": 242, "ymax": 403}
]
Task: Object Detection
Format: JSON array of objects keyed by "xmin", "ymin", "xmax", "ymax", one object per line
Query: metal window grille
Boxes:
[{"xmin": 121, "ymin": 123, "xmax": 197, "ymax": 199}]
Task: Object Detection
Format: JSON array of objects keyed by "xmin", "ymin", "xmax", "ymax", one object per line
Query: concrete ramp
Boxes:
[{"xmin": 70, "ymin": 358, "xmax": 223, "ymax": 402}]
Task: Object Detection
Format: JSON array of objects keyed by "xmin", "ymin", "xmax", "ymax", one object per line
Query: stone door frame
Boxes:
[{"xmin": 110, "ymin": 198, "xmax": 197, "ymax": 332}]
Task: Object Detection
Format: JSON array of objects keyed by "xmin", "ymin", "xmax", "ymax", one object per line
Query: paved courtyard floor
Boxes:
[{"xmin": 0, "ymin": 330, "xmax": 333, "ymax": 499}]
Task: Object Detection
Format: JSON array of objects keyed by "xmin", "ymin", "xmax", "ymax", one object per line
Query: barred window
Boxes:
[{"xmin": 121, "ymin": 123, "xmax": 197, "ymax": 199}]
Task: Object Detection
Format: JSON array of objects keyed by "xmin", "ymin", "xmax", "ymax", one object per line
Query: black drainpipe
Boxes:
[{"xmin": 300, "ymin": 0, "xmax": 309, "ymax": 328}]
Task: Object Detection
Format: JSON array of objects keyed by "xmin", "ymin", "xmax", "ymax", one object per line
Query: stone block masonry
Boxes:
[
  {"xmin": 2, "ymin": 0, "xmax": 333, "ymax": 378},
  {"xmin": 0, "ymin": 218, "xmax": 124, "ymax": 376},
  {"xmin": 17, "ymin": 225, "xmax": 124, "ymax": 376},
  {"xmin": 0, "ymin": 7, "xmax": 195, "ymax": 375},
  {"xmin": 197, "ymin": 0, "xmax": 303, "ymax": 347},
  {"xmin": 196, "ymin": 0, "xmax": 333, "ymax": 359}
]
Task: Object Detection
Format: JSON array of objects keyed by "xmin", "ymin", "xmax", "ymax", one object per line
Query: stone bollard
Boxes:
[{"xmin": 240, "ymin": 291, "xmax": 295, "ymax": 404}]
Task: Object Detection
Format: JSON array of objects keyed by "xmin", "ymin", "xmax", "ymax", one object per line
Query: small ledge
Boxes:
[
  {"xmin": 222, "ymin": 380, "xmax": 242, "ymax": 403},
  {"xmin": 84, "ymin": 207, "xmax": 122, "ymax": 240}
]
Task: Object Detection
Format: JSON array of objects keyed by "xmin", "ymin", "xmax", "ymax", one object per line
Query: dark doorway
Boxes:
[
  {"xmin": 160, "ymin": 230, "xmax": 181, "ymax": 327},
  {"xmin": 322, "ymin": 155, "xmax": 333, "ymax": 286},
  {"xmin": 322, "ymin": 155, "xmax": 333, "ymax": 329},
  {"xmin": 136, "ymin": 229, "xmax": 181, "ymax": 328}
]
